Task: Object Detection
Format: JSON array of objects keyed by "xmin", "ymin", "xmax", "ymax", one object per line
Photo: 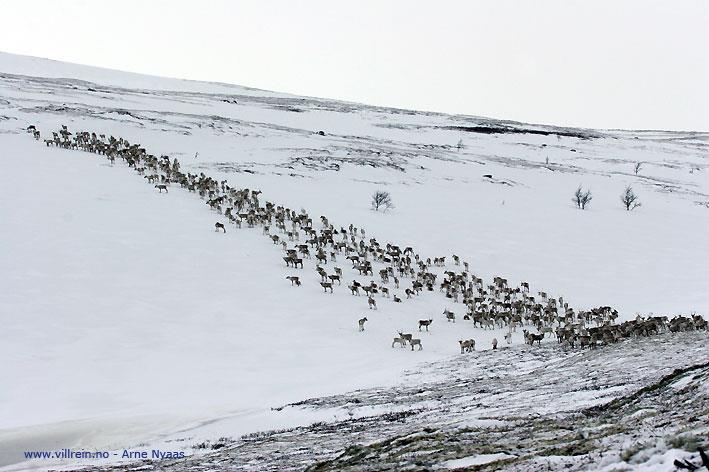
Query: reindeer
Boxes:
[
  {"xmin": 320, "ymin": 282, "xmax": 333, "ymax": 293},
  {"xmin": 368, "ymin": 297, "xmax": 377, "ymax": 310},
  {"xmin": 392, "ymin": 336, "xmax": 406, "ymax": 348},
  {"xmin": 523, "ymin": 329, "xmax": 544, "ymax": 346},
  {"xmin": 409, "ymin": 338, "xmax": 423, "ymax": 351},
  {"xmin": 286, "ymin": 276, "xmax": 301, "ymax": 286},
  {"xmin": 45, "ymin": 128, "xmax": 638, "ymax": 354},
  {"xmin": 418, "ymin": 319, "xmax": 433, "ymax": 331},
  {"xmin": 358, "ymin": 317, "xmax": 367, "ymax": 331},
  {"xmin": 398, "ymin": 332, "xmax": 413, "ymax": 345},
  {"xmin": 459, "ymin": 339, "xmax": 475, "ymax": 353},
  {"xmin": 328, "ymin": 274, "xmax": 341, "ymax": 285},
  {"xmin": 215, "ymin": 222, "xmax": 226, "ymax": 233},
  {"xmin": 444, "ymin": 309, "xmax": 455, "ymax": 323},
  {"xmin": 539, "ymin": 326, "xmax": 554, "ymax": 337},
  {"xmin": 316, "ymin": 266, "xmax": 328, "ymax": 281},
  {"xmin": 504, "ymin": 331, "xmax": 512, "ymax": 344}
]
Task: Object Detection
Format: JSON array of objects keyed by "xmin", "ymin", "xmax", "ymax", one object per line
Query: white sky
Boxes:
[{"xmin": 0, "ymin": 0, "xmax": 707, "ymax": 131}]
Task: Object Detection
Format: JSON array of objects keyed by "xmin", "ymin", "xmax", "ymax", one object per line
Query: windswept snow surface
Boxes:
[
  {"xmin": 1, "ymin": 51, "xmax": 708, "ymax": 470},
  {"xmin": 440, "ymin": 453, "xmax": 516, "ymax": 468}
]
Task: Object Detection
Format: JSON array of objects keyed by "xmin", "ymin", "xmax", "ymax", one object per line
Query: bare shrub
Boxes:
[
  {"xmin": 573, "ymin": 186, "xmax": 593, "ymax": 209},
  {"xmin": 371, "ymin": 190, "xmax": 394, "ymax": 211},
  {"xmin": 621, "ymin": 185, "xmax": 641, "ymax": 211}
]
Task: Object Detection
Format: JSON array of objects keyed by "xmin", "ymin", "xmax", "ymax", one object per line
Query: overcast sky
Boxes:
[{"xmin": 1, "ymin": 0, "xmax": 707, "ymax": 131}]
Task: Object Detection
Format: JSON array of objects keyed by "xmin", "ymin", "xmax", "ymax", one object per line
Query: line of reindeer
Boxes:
[{"xmin": 33, "ymin": 125, "xmax": 706, "ymax": 353}]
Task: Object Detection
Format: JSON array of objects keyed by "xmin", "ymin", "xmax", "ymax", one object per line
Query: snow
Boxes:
[
  {"xmin": 0, "ymin": 51, "xmax": 708, "ymax": 470},
  {"xmin": 0, "ymin": 51, "xmax": 289, "ymax": 97},
  {"xmin": 594, "ymin": 445, "xmax": 704, "ymax": 472},
  {"xmin": 439, "ymin": 453, "xmax": 515, "ymax": 468}
]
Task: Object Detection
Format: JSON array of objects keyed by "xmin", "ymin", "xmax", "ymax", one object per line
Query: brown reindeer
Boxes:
[
  {"xmin": 155, "ymin": 184, "xmax": 168, "ymax": 193},
  {"xmin": 459, "ymin": 339, "xmax": 475, "ymax": 353},
  {"xmin": 444, "ymin": 309, "xmax": 455, "ymax": 323},
  {"xmin": 215, "ymin": 222, "xmax": 226, "ymax": 233},
  {"xmin": 316, "ymin": 266, "xmax": 328, "ymax": 281},
  {"xmin": 418, "ymin": 319, "xmax": 433, "ymax": 331},
  {"xmin": 328, "ymin": 274, "xmax": 341, "ymax": 285},
  {"xmin": 368, "ymin": 297, "xmax": 377, "ymax": 310},
  {"xmin": 286, "ymin": 276, "xmax": 301, "ymax": 286},
  {"xmin": 358, "ymin": 317, "xmax": 367, "ymax": 331},
  {"xmin": 523, "ymin": 329, "xmax": 544, "ymax": 346},
  {"xmin": 398, "ymin": 332, "xmax": 413, "ymax": 345}
]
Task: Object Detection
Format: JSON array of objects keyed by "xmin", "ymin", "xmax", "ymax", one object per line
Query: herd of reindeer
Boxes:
[{"xmin": 30, "ymin": 125, "xmax": 708, "ymax": 353}]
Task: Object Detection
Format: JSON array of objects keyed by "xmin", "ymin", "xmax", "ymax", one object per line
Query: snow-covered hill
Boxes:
[{"xmin": 0, "ymin": 51, "xmax": 707, "ymax": 471}]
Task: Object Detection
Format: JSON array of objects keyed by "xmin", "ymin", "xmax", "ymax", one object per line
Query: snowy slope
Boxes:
[{"xmin": 0, "ymin": 51, "xmax": 708, "ymax": 470}]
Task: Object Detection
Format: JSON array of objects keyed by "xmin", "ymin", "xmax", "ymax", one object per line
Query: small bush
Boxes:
[
  {"xmin": 371, "ymin": 190, "xmax": 394, "ymax": 211},
  {"xmin": 573, "ymin": 186, "xmax": 593, "ymax": 209},
  {"xmin": 621, "ymin": 186, "xmax": 641, "ymax": 211}
]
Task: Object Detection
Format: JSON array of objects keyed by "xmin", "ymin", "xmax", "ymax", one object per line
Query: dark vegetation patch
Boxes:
[{"xmin": 440, "ymin": 125, "xmax": 598, "ymax": 140}]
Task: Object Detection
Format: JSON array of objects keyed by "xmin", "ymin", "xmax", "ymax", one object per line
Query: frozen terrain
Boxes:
[
  {"xmin": 0, "ymin": 51, "xmax": 708, "ymax": 471},
  {"xmin": 74, "ymin": 332, "xmax": 709, "ymax": 471}
]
